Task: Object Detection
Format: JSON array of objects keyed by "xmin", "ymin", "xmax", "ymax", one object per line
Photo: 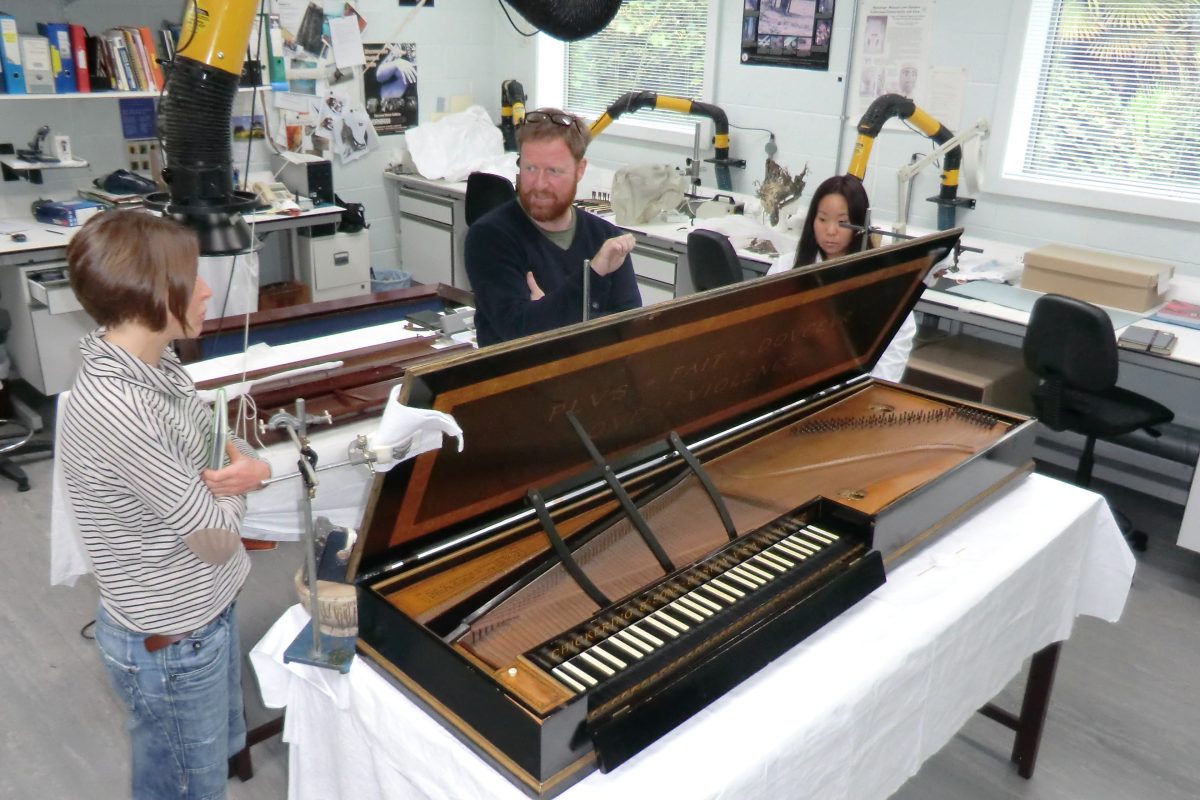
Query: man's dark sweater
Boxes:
[{"xmin": 464, "ymin": 199, "xmax": 642, "ymax": 346}]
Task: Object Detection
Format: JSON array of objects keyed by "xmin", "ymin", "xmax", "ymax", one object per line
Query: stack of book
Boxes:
[
  {"xmin": 77, "ymin": 187, "xmax": 147, "ymax": 210},
  {"xmin": 95, "ymin": 26, "xmax": 165, "ymax": 92}
]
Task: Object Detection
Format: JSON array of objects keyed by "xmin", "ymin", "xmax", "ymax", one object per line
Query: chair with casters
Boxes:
[
  {"xmin": 1023, "ymin": 293, "xmax": 1174, "ymax": 551},
  {"xmin": 1, "ymin": 309, "xmax": 53, "ymax": 492},
  {"xmin": 686, "ymin": 229, "xmax": 743, "ymax": 293},
  {"xmin": 465, "ymin": 172, "xmax": 516, "ymax": 225}
]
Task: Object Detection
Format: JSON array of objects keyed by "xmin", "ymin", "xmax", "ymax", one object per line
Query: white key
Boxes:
[
  {"xmin": 773, "ymin": 540, "xmax": 809, "ymax": 558},
  {"xmin": 798, "ymin": 530, "xmax": 830, "ymax": 548},
  {"xmin": 806, "ymin": 525, "xmax": 838, "ymax": 541},
  {"xmin": 667, "ymin": 599, "xmax": 705, "ymax": 623},
  {"xmin": 751, "ymin": 553, "xmax": 787, "ymax": 573},
  {"xmin": 560, "ymin": 660, "xmax": 598, "ymax": 687},
  {"xmin": 730, "ymin": 564, "xmax": 767, "ymax": 586},
  {"xmin": 709, "ymin": 577, "xmax": 746, "ymax": 598},
  {"xmin": 758, "ymin": 549, "xmax": 794, "ymax": 569},
  {"xmin": 627, "ymin": 623, "xmax": 665, "ymax": 648},
  {"xmin": 785, "ymin": 536, "xmax": 820, "ymax": 554},
  {"xmin": 700, "ymin": 582, "xmax": 737, "ymax": 604},
  {"xmin": 654, "ymin": 609, "xmax": 690, "ymax": 632},
  {"xmin": 618, "ymin": 628, "xmax": 656, "ymax": 652},
  {"xmin": 578, "ymin": 651, "xmax": 615, "ymax": 677},
  {"xmin": 740, "ymin": 561, "xmax": 775, "ymax": 581},
  {"xmin": 677, "ymin": 595, "xmax": 713, "ymax": 617},
  {"xmin": 686, "ymin": 591, "xmax": 722, "ymax": 612},
  {"xmin": 589, "ymin": 643, "xmax": 626, "ymax": 670},
  {"xmin": 644, "ymin": 615, "xmax": 680, "ymax": 637},
  {"xmin": 551, "ymin": 666, "xmax": 587, "ymax": 693},
  {"xmin": 608, "ymin": 635, "xmax": 643, "ymax": 659},
  {"xmin": 723, "ymin": 569, "xmax": 759, "ymax": 590}
]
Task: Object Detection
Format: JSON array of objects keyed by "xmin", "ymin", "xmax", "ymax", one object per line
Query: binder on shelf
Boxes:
[
  {"xmin": 265, "ymin": 14, "xmax": 287, "ymax": 90},
  {"xmin": 69, "ymin": 24, "xmax": 89, "ymax": 91},
  {"xmin": 20, "ymin": 35, "xmax": 55, "ymax": 94},
  {"xmin": 85, "ymin": 33, "xmax": 114, "ymax": 91},
  {"xmin": 37, "ymin": 22, "xmax": 75, "ymax": 93},
  {"xmin": 0, "ymin": 13, "xmax": 25, "ymax": 94}
]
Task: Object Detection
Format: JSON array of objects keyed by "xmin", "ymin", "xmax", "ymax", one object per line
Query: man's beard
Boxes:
[{"xmin": 518, "ymin": 178, "xmax": 577, "ymax": 224}]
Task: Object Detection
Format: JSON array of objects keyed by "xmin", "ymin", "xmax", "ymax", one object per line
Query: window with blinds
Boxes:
[
  {"xmin": 1012, "ymin": 0, "xmax": 1200, "ymax": 203},
  {"xmin": 564, "ymin": 1, "xmax": 710, "ymax": 128}
]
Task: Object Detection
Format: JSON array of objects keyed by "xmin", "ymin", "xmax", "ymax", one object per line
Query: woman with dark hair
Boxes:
[
  {"xmin": 58, "ymin": 211, "xmax": 270, "ymax": 799},
  {"xmin": 795, "ymin": 174, "xmax": 871, "ymax": 266},
  {"xmin": 772, "ymin": 174, "xmax": 917, "ymax": 381}
]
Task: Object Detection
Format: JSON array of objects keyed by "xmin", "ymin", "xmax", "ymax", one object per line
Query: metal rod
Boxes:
[{"xmin": 582, "ymin": 258, "xmax": 591, "ymax": 322}]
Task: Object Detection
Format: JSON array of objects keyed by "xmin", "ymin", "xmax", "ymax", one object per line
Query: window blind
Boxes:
[
  {"xmin": 565, "ymin": 0, "xmax": 710, "ymax": 127},
  {"xmin": 1018, "ymin": 0, "xmax": 1200, "ymax": 202}
]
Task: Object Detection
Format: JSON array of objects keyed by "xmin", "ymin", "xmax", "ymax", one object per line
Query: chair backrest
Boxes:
[
  {"xmin": 1023, "ymin": 293, "xmax": 1119, "ymax": 393},
  {"xmin": 686, "ymin": 229, "xmax": 743, "ymax": 292},
  {"xmin": 465, "ymin": 172, "xmax": 516, "ymax": 225}
]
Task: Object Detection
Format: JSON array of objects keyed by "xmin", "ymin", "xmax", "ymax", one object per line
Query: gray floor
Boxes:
[{"xmin": 2, "ymin": 449, "xmax": 1199, "ymax": 799}]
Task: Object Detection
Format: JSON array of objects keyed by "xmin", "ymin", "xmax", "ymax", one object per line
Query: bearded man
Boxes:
[{"xmin": 464, "ymin": 108, "xmax": 642, "ymax": 347}]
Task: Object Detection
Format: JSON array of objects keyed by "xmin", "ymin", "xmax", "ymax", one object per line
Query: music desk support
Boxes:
[{"xmin": 249, "ymin": 474, "xmax": 1133, "ymax": 800}]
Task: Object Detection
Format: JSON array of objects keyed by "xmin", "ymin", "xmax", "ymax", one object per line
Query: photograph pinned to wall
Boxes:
[
  {"xmin": 294, "ymin": 1, "xmax": 327, "ymax": 57},
  {"xmin": 231, "ymin": 113, "xmax": 266, "ymax": 169},
  {"xmin": 363, "ymin": 42, "xmax": 418, "ymax": 135},
  {"xmin": 343, "ymin": 2, "xmax": 367, "ymax": 31},
  {"xmin": 741, "ymin": 0, "xmax": 835, "ymax": 70},
  {"xmin": 313, "ymin": 89, "xmax": 380, "ymax": 164}
]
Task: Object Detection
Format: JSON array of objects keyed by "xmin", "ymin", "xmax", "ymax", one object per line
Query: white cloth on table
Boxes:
[{"xmin": 250, "ymin": 473, "xmax": 1134, "ymax": 800}]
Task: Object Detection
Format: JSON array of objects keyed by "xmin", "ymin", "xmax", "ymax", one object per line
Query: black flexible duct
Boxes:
[
  {"xmin": 504, "ymin": 0, "xmax": 622, "ymax": 41},
  {"xmin": 149, "ymin": 57, "xmax": 258, "ymax": 255}
]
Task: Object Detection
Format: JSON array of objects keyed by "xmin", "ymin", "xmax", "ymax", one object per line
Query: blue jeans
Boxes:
[{"xmin": 94, "ymin": 602, "xmax": 246, "ymax": 800}]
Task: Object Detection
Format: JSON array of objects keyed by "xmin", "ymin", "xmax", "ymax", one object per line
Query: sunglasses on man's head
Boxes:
[{"xmin": 523, "ymin": 110, "xmax": 580, "ymax": 129}]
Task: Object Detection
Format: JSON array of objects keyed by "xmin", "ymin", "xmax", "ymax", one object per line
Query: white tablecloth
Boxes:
[{"xmin": 250, "ymin": 473, "xmax": 1133, "ymax": 800}]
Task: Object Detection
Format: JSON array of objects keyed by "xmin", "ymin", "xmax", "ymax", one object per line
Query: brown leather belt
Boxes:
[{"xmin": 144, "ymin": 631, "xmax": 192, "ymax": 653}]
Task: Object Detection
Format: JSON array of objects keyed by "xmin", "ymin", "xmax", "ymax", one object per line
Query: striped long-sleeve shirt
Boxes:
[{"xmin": 59, "ymin": 331, "xmax": 252, "ymax": 634}]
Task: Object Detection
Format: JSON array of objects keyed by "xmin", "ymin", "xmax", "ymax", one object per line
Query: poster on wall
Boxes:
[
  {"xmin": 363, "ymin": 42, "xmax": 418, "ymax": 135},
  {"xmin": 849, "ymin": 0, "xmax": 933, "ymax": 119},
  {"xmin": 740, "ymin": 0, "xmax": 834, "ymax": 70}
]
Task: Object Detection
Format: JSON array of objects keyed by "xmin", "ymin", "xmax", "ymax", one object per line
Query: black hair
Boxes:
[{"xmin": 794, "ymin": 174, "xmax": 870, "ymax": 267}]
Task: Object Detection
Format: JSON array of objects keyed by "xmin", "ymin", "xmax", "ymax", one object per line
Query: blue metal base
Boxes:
[{"xmin": 283, "ymin": 621, "xmax": 356, "ymax": 673}]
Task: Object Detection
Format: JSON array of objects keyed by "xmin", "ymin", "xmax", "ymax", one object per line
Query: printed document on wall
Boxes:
[{"xmin": 850, "ymin": 0, "xmax": 932, "ymax": 122}]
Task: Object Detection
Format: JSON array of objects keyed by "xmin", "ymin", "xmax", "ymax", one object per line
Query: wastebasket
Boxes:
[{"xmin": 370, "ymin": 268, "xmax": 413, "ymax": 293}]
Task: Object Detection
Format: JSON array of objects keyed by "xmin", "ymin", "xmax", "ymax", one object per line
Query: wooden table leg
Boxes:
[
  {"xmin": 228, "ymin": 715, "xmax": 285, "ymax": 783},
  {"xmin": 977, "ymin": 641, "xmax": 1062, "ymax": 779}
]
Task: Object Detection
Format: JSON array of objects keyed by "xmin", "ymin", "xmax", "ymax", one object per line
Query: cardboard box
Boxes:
[
  {"xmin": 1021, "ymin": 244, "xmax": 1171, "ymax": 312},
  {"xmin": 902, "ymin": 334, "xmax": 1037, "ymax": 415},
  {"xmin": 34, "ymin": 198, "xmax": 103, "ymax": 227}
]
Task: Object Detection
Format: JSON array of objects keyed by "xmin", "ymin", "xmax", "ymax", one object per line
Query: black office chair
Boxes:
[
  {"xmin": 686, "ymin": 229, "xmax": 743, "ymax": 292},
  {"xmin": 465, "ymin": 172, "xmax": 516, "ymax": 225},
  {"xmin": 1023, "ymin": 293, "xmax": 1174, "ymax": 550},
  {"xmin": 1, "ymin": 309, "xmax": 53, "ymax": 492}
]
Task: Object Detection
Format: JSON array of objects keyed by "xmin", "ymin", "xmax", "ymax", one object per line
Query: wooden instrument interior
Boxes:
[{"xmin": 378, "ymin": 382, "xmax": 1012, "ymax": 684}]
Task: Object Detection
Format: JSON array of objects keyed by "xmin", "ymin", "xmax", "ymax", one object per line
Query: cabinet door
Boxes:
[
  {"xmin": 400, "ymin": 214, "xmax": 454, "ymax": 286},
  {"xmin": 629, "ymin": 245, "xmax": 678, "ymax": 306}
]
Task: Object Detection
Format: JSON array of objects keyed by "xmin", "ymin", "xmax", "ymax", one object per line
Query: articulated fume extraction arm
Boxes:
[
  {"xmin": 590, "ymin": 91, "xmax": 745, "ymax": 191},
  {"xmin": 847, "ymin": 93, "xmax": 973, "ymax": 231},
  {"xmin": 149, "ymin": 0, "xmax": 261, "ymax": 255},
  {"xmin": 154, "ymin": 0, "xmax": 624, "ymax": 255}
]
